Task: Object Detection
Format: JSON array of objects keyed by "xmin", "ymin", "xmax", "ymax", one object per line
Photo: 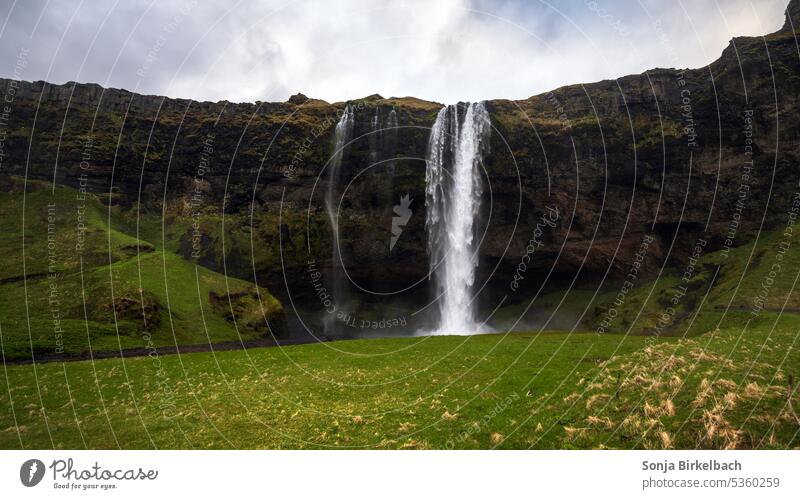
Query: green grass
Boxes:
[
  {"xmin": 583, "ymin": 221, "xmax": 800, "ymax": 337},
  {"xmin": 0, "ymin": 180, "xmax": 144, "ymax": 281},
  {"xmin": 0, "ymin": 179, "xmax": 283, "ymax": 360},
  {"xmin": 0, "ymin": 331, "xmax": 666, "ymax": 449},
  {"xmin": 492, "ymin": 288, "xmax": 614, "ymax": 331},
  {"xmin": 0, "ymin": 180, "xmax": 798, "ymax": 449},
  {"xmin": 0, "ymin": 316, "xmax": 795, "ymax": 449},
  {"xmin": 549, "ymin": 310, "xmax": 799, "ymax": 449}
]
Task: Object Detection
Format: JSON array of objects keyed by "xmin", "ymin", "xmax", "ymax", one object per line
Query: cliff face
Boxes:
[
  {"xmin": 481, "ymin": 3, "xmax": 800, "ymax": 297},
  {"xmin": 786, "ymin": 0, "xmax": 800, "ymax": 30},
  {"xmin": 1, "ymin": 1, "xmax": 799, "ymax": 329}
]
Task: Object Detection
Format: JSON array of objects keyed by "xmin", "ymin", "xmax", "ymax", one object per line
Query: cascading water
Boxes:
[
  {"xmin": 385, "ymin": 108, "xmax": 398, "ymax": 174},
  {"xmin": 386, "ymin": 107, "xmax": 398, "ymax": 130},
  {"xmin": 425, "ymin": 102, "xmax": 490, "ymax": 335},
  {"xmin": 329, "ymin": 104, "xmax": 355, "ymax": 205},
  {"xmin": 325, "ymin": 104, "xmax": 355, "ymax": 334},
  {"xmin": 369, "ymin": 107, "xmax": 380, "ymax": 163}
]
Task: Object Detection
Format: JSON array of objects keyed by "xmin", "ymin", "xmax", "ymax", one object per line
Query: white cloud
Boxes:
[{"xmin": 0, "ymin": 0, "xmax": 789, "ymax": 104}]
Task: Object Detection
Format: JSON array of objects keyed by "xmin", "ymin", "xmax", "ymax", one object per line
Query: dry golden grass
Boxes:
[
  {"xmin": 644, "ymin": 399, "xmax": 675, "ymax": 418},
  {"xmin": 701, "ymin": 404, "xmax": 742, "ymax": 449},
  {"xmin": 563, "ymin": 426, "xmax": 587, "ymax": 442},
  {"xmin": 723, "ymin": 392, "xmax": 738, "ymax": 409},
  {"xmin": 490, "ymin": 432, "xmax": 504, "ymax": 445},
  {"xmin": 693, "ymin": 378, "xmax": 712, "ymax": 407},
  {"xmin": 659, "ymin": 355, "xmax": 685, "ymax": 370},
  {"xmin": 399, "ymin": 439, "xmax": 428, "ymax": 450},
  {"xmin": 643, "ymin": 401, "xmax": 659, "ymax": 418},
  {"xmin": 586, "ymin": 393, "xmax": 609, "ymax": 409},
  {"xmin": 662, "ymin": 399, "xmax": 676, "ymax": 417},
  {"xmin": 586, "ymin": 415, "xmax": 614, "ymax": 429},
  {"xmin": 441, "ymin": 411, "xmax": 458, "ymax": 421},
  {"xmin": 621, "ymin": 415, "xmax": 641, "ymax": 433},
  {"xmin": 398, "ymin": 422, "xmax": 415, "ymax": 432},
  {"xmin": 659, "ymin": 431, "xmax": 673, "ymax": 449},
  {"xmin": 743, "ymin": 382, "xmax": 764, "ymax": 399},
  {"xmin": 625, "ymin": 373, "xmax": 654, "ymax": 388}
]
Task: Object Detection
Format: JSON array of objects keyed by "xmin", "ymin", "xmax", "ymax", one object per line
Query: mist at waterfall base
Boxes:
[{"xmin": 306, "ymin": 101, "xmax": 505, "ymax": 340}]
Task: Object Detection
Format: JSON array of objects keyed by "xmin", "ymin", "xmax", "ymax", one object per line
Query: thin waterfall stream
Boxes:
[{"xmin": 325, "ymin": 104, "xmax": 354, "ymax": 334}]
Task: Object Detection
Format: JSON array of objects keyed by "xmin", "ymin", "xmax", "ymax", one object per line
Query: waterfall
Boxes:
[
  {"xmin": 329, "ymin": 104, "xmax": 354, "ymax": 205},
  {"xmin": 386, "ymin": 107, "xmax": 398, "ymax": 129},
  {"xmin": 385, "ymin": 108, "xmax": 398, "ymax": 175},
  {"xmin": 425, "ymin": 102, "xmax": 490, "ymax": 335},
  {"xmin": 369, "ymin": 108, "xmax": 380, "ymax": 164},
  {"xmin": 325, "ymin": 104, "xmax": 354, "ymax": 334}
]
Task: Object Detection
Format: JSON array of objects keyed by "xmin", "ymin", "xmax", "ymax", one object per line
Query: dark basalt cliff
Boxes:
[{"xmin": 1, "ymin": 1, "xmax": 799, "ymax": 330}]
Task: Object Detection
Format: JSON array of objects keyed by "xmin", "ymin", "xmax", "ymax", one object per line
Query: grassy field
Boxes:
[
  {"xmin": 0, "ymin": 179, "xmax": 798, "ymax": 449},
  {"xmin": 0, "ymin": 315, "xmax": 796, "ymax": 449}
]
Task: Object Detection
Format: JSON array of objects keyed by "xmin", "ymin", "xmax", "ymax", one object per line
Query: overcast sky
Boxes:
[{"xmin": 0, "ymin": 0, "xmax": 789, "ymax": 104}]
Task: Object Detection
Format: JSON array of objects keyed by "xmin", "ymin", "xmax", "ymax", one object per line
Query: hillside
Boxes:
[{"xmin": 0, "ymin": 178, "xmax": 283, "ymax": 361}]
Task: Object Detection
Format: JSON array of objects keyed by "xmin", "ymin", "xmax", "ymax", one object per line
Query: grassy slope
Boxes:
[
  {"xmin": 0, "ymin": 182, "xmax": 797, "ymax": 448},
  {"xmin": 583, "ymin": 220, "xmax": 800, "ymax": 337},
  {"xmin": 0, "ymin": 224, "xmax": 798, "ymax": 449},
  {"xmin": 551, "ymin": 311, "xmax": 799, "ymax": 450},
  {"xmin": 0, "ymin": 180, "xmax": 282, "ymax": 360}
]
